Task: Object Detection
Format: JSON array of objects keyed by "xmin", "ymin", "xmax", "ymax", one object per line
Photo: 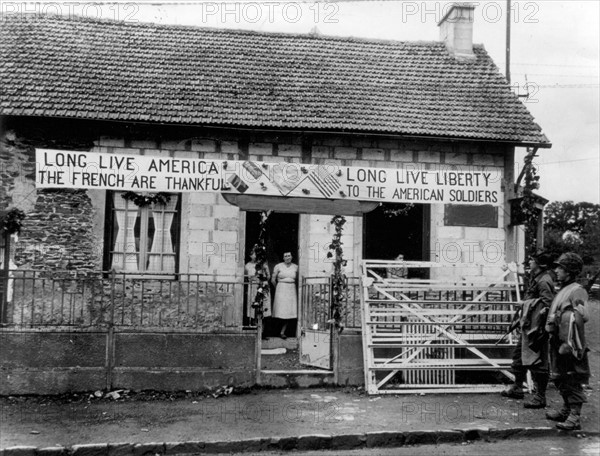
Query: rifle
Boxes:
[
  {"xmin": 584, "ymin": 269, "xmax": 600, "ymax": 294},
  {"xmin": 494, "ymin": 306, "xmax": 522, "ymax": 346}
]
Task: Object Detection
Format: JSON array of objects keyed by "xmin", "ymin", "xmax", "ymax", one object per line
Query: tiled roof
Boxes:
[{"xmin": 0, "ymin": 14, "xmax": 549, "ymax": 145}]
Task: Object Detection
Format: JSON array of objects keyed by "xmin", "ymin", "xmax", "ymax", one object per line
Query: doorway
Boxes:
[
  {"xmin": 244, "ymin": 211, "xmax": 299, "ymax": 337},
  {"xmin": 363, "ymin": 203, "xmax": 430, "ymax": 278}
]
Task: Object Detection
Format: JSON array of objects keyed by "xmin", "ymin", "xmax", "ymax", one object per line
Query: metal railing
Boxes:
[
  {"xmin": 301, "ymin": 276, "xmax": 362, "ymax": 330},
  {"xmin": 1, "ymin": 270, "xmax": 246, "ymax": 331},
  {"xmin": 2, "ymin": 269, "xmax": 365, "ymax": 331}
]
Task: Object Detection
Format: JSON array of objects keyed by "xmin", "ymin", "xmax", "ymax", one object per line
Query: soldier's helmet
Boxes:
[
  {"xmin": 532, "ymin": 252, "xmax": 554, "ymax": 269},
  {"xmin": 553, "ymin": 252, "xmax": 584, "ymax": 275}
]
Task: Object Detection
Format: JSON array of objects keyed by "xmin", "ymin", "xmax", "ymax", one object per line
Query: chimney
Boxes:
[{"xmin": 438, "ymin": 3, "xmax": 476, "ymax": 60}]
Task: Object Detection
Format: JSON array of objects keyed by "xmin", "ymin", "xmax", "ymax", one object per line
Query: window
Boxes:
[{"xmin": 106, "ymin": 192, "xmax": 180, "ymax": 274}]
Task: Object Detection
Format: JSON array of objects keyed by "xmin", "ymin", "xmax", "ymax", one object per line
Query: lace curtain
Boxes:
[
  {"xmin": 147, "ymin": 196, "xmax": 178, "ymax": 273},
  {"xmin": 111, "ymin": 195, "xmax": 140, "ymax": 271}
]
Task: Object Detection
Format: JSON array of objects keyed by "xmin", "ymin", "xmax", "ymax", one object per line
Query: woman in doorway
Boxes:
[{"xmin": 271, "ymin": 251, "xmax": 298, "ymax": 339}]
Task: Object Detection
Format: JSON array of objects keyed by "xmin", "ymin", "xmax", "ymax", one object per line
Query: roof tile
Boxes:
[{"xmin": 0, "ymin": 14, "xmax": 549, "ymax": 145}]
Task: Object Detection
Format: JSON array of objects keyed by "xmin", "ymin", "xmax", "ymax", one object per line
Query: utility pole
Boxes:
[{"xmin": 506, "ymin": 0, "xmax": 511, "ymax": 84}]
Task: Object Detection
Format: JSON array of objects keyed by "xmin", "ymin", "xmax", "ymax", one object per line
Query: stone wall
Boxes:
[{"xmin": 15, "ymin": 189, "xmax": 100, "ymax": 271}]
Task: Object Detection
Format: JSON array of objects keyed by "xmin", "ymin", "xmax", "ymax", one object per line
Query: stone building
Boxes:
[{"xmin": 0, "ymin": 5, "xmax": 551, "ymax": 393}]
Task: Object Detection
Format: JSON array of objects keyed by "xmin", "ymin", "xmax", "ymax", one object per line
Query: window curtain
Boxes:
[
  {"xmin": 148, "ymin": 196, "xmax": 178, "ymax": 272},
  {"xmin": 112, "ymin": 194, "xmax": 140, "ymax": 271}
]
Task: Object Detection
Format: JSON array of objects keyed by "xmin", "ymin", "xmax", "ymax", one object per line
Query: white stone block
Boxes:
[
  {"xmin": 437, "ymin": 226, "xmax": 464, "ymax": 239},
  {"xmin": 203, "ymin": 152, "xmax": 225, "ymax": 160},
  {"xmin": 161, "ymin": 140, "xmax": 187, "ymax": 150},
  {"xmin": 472, "ymin": 154, "xmax": 495, "ymax": 166},
  {"xmin": 487, "ymin": 228, "xmax": 506, "ymax": 241},
  {"xmin": 212, "ymin": 231, "xmax": 238, "ymax": 245},
  {"xmin": 216, "ymin": 217, "xmax": 239, "ymax": 231},
  {"xmin": 334, "ymin": 147, "xmax": 358, "ymax": 160},
  {"xmin": 188, "ymin": 215, "xmax": 213, "ymax": 230},
  {"xmin": 418, "ymin": 150, "xmax": 441, "ymax": 163},
  {"xmin": 390, "ymin": 149, "xmax": 413, "ymax": 162},
  {"xmin": 174, "ymin": 150, "xmax": 200, "ymax": 159},
  {"xmin": 464, "ymin": 227, "xmax": 489, "ymax": 240},
  {"xmin": 362, "ymin": 148, "xmax": 385, "ymax": 160},
  {"xmin": 189, "ymin": 192, "xmax": 217, "ymax": 205},
  {"xmin": 213, "ymin": 204, "xmax": 240, "ymax": 218},
  {"xmin": 445, "ymin": 153, "xmax": 469, "ymax": 165},
  {"xmin": 221, "ymin": 141, "xmax": 239, "ymax": 154},
  {"xmin": 97, "ymin": 137, "xmax": 125, "ymax": 148},
  {"xmin": 312, "ymin": 146, "xmax": 332, "ymax": 159},
  {"xmin": 190, "ymin": 139, "xmax": 217, "ymax": 152},
  {"xmin": 130, "ymin": 139, "xmax": 157, "ymax": 149},
  {"xmin": 278, "ymin": 144, "xmax": 302, "ymax": 157},
  {"xmin": 249, "ymin": 143, "xmax": 273, "ymax": 156}
]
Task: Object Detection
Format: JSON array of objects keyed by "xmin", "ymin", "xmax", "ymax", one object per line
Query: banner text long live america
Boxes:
[{"xmin": 36, "ymin": 149, "xmax": 502, "ymax": 206}]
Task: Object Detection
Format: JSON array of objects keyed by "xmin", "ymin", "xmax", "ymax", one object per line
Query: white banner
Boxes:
[{"xmin": 36, "ymin": 149, "xmax": 502, "ymax": 205}]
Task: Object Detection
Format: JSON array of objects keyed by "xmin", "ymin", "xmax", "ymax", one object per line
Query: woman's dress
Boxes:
[{"xmin": 272, "ymin": 263, "xmax": 298, "ymax": 319}]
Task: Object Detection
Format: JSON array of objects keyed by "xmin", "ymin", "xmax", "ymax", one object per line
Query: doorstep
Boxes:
[
  {"xmin": 261, "ymin": 336, "xmax": 298, "ymax": 350},
  {"xmin": 259, "ymin": 369, "xmax": 335, "ymax": 388}
]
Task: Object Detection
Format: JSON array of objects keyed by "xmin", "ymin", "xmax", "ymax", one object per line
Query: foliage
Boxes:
[
  {"xmin": 381, "ymin": 203, "xmax": 414, "ymax": 217},
  {"xmin": 121, "ymin": 192, "xmax": 171, "ymax": 207},
  {"xmin": 251, "ymin": 211, "xmax": 271, "ymax": 315},
  {"xmin": 327, "ymin": 215, "xmax": 347, "ymax": 333},
  {"xmin": 0, "ymin": 208, "xmax": 26, "ymax": 235},
  {"xmin": 543, "ymin": 200, "xmax": 600, "ymax": 267}
]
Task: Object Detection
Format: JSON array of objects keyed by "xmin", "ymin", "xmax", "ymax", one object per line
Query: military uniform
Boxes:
[
  {"xmin": 503, "ymin": 267, "xmax": 555, "ymax": 407},
  {"xmin": 545, "ymin": 252, "xmax": 589, "ymax": 431},
  {"xmin": 545, "ymin": 279, "xmax": 589, "ymax": 429}
]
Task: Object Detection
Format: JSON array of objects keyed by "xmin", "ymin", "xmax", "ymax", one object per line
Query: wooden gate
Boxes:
[{"xmin": 361, "ymin": 260, "xmax": 521, "ymax": 394}]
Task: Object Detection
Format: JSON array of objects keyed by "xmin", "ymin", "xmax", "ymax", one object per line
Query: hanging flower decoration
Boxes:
[
  {"xmin": 327, "ymin": 215, "xmax": 347, "ymax": 333},
  {"xmin": 0, "ymin": 208, "xmax": 26, "ymax": 235},
  {"xmin": 518, "ymin": 149, "xmax": 541, "ymax": 259},
  {"xmin": 121, "ymin": 192, "xmax": 171, "ymax": 207},
  {"xmin": 251, "ymin": 210, "xmax": 272, "ymax": 315},
  {"xmin": 382, "ymin": 202, "xmax": 414, "ymax": 217}
]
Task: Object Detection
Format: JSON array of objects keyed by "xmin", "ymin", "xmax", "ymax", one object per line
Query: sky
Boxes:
[{"xmin": 4, "ymin": 0, "xmax": 599, "ymax": 204}]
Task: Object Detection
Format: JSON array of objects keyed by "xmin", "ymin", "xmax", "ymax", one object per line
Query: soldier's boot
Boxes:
[
  {"xmin": 501, "ymin": 372, "xmax": 526, "ymax": 399},
  {"xmin": 556, "ymin": 403, "xmax": 582, "ymax": 431},
  {"xmin": 524, "ymin": 374, "xmax": 548, "ymax": 408},
  {"xmin": 546, "ymin": 400, "xmax": 570, "ymax": 422}
]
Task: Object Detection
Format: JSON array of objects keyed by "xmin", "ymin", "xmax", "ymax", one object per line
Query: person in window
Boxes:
[
  {"xmin": 271, "ymin": 251, "xmax": 298, "ymax": 339},
  {"xmin": 387, "ymin": 253, "xmax": 408, "ymax": 279},
  {"xmin": 245, "ymin": 248, "xmax": 271, "ymax": 325},
  {"xmin": 545, "ymin": 253, "xmax": 590, "ymax": 431},
  {"xmin": 501, "ymin": 252, "xmax": 555, "ymax": 408}
]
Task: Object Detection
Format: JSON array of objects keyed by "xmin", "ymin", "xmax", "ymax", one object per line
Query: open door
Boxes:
[{"xmin": 299, "ymin": 277, "xmax": 332, "ymax": 369}]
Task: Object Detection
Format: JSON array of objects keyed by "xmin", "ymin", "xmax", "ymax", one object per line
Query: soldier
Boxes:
[
  {"xmin": 501, "ymin": 252, "xmax": 555, "ymax": 408},
  {"xmin": 545, "ymin": 253, "xmax": 590, "ymax": 431}
]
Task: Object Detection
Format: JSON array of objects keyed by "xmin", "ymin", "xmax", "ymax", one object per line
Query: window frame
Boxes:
[{"xmin": 103, "ymin": 192, "xmax": 181, "ymax": 277}]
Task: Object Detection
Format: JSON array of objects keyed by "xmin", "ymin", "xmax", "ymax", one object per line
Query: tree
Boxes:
[{"xmin": 543, "ymin": 201, "xmax": 600, "ymax": 269}]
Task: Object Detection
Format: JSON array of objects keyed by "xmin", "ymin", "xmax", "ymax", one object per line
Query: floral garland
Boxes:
[
  {"xmin": 327, "ymin": 215, "xmax": 347, "ymax": 333},
  {"xmin": 518, "ymin": 149, "xmax": 541, "ymax": 259},
  {"xmin": 121, "ymin": 192, "xmax": 171, "ymax": 207},
  {"xmin": 0, "ymin": 208, "xmax": 26, "ymax": 235},
  {"xmin": 382, "ymin": 202, "xmax": 414, "ymax": 217},
  {"xmin": 251, "ymin": 211, "xmax": 271, "ymax": 315}
]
